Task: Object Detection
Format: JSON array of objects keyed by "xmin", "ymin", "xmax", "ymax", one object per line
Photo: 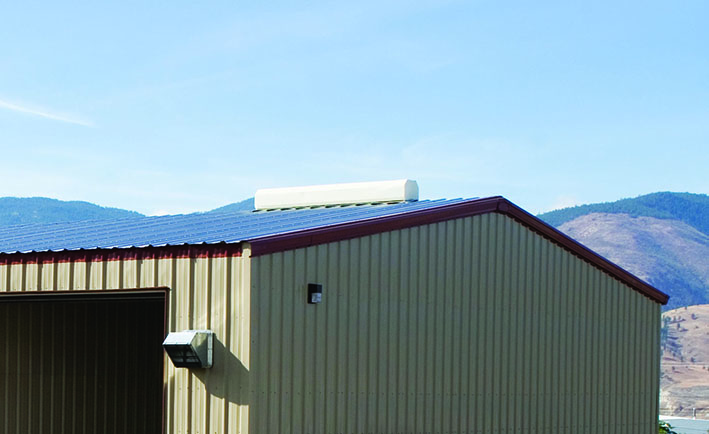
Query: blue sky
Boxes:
[{"xmin": 1, "ymin": 1, "xmax": 707, "ymax": 215}]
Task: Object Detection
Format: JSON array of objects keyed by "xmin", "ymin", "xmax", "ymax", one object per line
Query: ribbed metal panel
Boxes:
[
  {"xmin": 0, "ymin": 211, "xmax": 661, "ymax": 434},
  {"xmin": 250, "ymin": 213, "xmax": 660, "ymax": 434},
  {"xmin": 0, "ymin": 199, "xmax": 468, "ymax": 254},
  {"xmin": 0, "ymin": 248, "xmax": 252, "ymax": 434}
]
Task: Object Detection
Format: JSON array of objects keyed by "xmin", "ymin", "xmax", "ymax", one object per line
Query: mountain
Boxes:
[
  {"xmin": 0, "ymin": 196, "xmax": 257, "ymax": 227},
  {"xmin": 207, "ymin": 197, "xmax": 254, "ymax": 213},
  {"xmin": 660, "ymin": 304, "xmax": 709, "ymax": 418},
  {"xmin": 556, "ymin": 213, "xmax": 709, "ymax": 309},
  {"xmin": 539, "ymin": 192, "xmax": 709, "ymax": 311},
  {"xmin": 540, "ymin": 192, "xmax": 709, "ymax": 235},
  {"xmin": 0, "ymin": 197, "xmax": 144, "ymax": 226}
]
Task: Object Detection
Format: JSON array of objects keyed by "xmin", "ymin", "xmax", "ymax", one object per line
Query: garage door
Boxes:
[{"xmin": 0, "ymin": 290, "xmax": 166, "ymax": 434}]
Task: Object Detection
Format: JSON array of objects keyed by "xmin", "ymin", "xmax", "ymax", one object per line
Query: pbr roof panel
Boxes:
[
  {"xmin": 0, "ymin": 196, "xmax": 669, "ymax": 304},
  {"xmin": 0, "ymin": 199, "xmax": 467, "ymax": 255}
]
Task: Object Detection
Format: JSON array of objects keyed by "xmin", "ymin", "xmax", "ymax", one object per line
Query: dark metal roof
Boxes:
[
  {"xmin": 0, "ymin": 199, "xmax": 469, "ymax": 254},
  {"xmin": 0, "ymin": 196, "xmax": 669, "ymax": 305}
]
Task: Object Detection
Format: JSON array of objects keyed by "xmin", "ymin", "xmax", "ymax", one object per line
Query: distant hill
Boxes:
[
  {"xmin": 557, "ymin": 213, "xmax": 709, "ymax": 309},
  {"xmin": 539, "ymin": 192, "xmax": 709, "ymax": 311},
  {"xmin": 0, "ymin": 196, "xmax": 257, "ymax": 227},
  {"xmin": 0, "ymin": 197, "xmax": 144, "ymax": 226},
  {"xmin": 661, "ymin": 304, "xmax": 709, "ymax": 418},
  {"xmin": 207, "ymin": 198, "xmax": 254, "ymax": 213},
  {"xmin": 539, "ymin": 192, "xmax": 709, "ymax": 235}
]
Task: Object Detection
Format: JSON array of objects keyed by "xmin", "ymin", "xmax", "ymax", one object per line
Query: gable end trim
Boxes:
[{"xmin": 248, "ymin": 196, "xmax": 669, "ymax": 305}]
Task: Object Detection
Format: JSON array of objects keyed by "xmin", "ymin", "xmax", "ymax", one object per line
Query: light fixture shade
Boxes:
[{"xmin": 163, "ymin": 330, "xmax": 214, "ymax": 368}]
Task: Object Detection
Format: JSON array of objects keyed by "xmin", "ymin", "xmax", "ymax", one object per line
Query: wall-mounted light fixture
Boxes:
[
  {"xmin": 163, "ymin": 330, "xmax": 214, "ymax": 368},
  {"xmin": 308, "ymin": 283, "xmax": 322, "ymax": 304}
]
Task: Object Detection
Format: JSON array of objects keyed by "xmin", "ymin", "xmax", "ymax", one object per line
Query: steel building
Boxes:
[{"xmin": 0, "ymin": 182, "xmax": 668, "ymax": 434}]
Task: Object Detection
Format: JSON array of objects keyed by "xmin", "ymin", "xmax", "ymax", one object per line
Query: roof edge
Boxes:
[
  {"xmin": 248, "ymin": 196, "xmax": 502, "ymax": 255},
  {"xmin": 248, "ymin": 196, "xmax": 669, "ymax": 305},
  {"xmin": 0, "ymin": 243, "xmax": 243, "ymax": 264},
  {"xmin": 500, "ymin": 200, "xmax": 669, "ymax": 305}
]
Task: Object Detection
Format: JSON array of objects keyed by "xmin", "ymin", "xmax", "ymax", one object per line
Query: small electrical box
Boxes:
[
  {"xmin": 308, "ymin": 283, "xmax": 322, "ymax": 304},
  {"xmin": 163, "ymin": 330, "xmax": 214, "ymax": 368}
]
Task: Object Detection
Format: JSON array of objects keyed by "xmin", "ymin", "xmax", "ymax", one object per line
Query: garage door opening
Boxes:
[{"xmin": 0, "ymin": 289, "xmax": 166, "ymax": 434}]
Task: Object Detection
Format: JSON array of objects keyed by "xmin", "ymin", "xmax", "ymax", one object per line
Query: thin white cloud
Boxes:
[{"xmin": 0, "ymin": 98, "xmax": 93, "ymax": 127}]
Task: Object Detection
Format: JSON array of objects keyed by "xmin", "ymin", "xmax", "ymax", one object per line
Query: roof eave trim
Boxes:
[
  {"xmin": 499, "ymin": 200, "xmax": 669, "ymax": 305},
  {"xmin": 248, "ymin": 196, "xmax": 669, "ymax": 305},
  {"xmin": 248, "ymin": 196, "xmax": 502, "ymax": 256}
]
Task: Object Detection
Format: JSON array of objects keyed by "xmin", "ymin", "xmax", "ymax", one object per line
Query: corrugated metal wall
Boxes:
[
  {"xmin": 0, "ymin": 247, "xmax": 252, "ymax": 434},
  {"xmin": 250, "ymin": 213, "xmax": 661, "ymax": 434}
]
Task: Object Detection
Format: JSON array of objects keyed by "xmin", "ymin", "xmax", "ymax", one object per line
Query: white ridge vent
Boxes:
[{"xmin": 255, "ymin": 179, "xmax": 418, "ymax": 210}]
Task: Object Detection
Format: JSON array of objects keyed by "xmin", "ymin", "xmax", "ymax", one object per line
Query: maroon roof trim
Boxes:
[
  {"xmin": 500, "ymin": 200, "xmax": 669, "ymax": 305},
  {"xmin": 248, "ymin": 196, "xmax": 502, "ymax": 256},
  {"xmin": 0, "ymin": 243, "xmax": 242, "ymax": 265},
  {"xmin": 0, "ymin": 197, "xmax": 668, "ymax": 305},
  {"xmin": 249, "ymin": 196, "xmax": 669, "ymax": 305}
]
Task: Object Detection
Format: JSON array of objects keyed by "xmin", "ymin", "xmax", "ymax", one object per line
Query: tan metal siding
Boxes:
[
  {"xmin": 0, "ymin": 248, "xmax": 252, "ymax": 434},
  {"xmin": 250, "ymin": 213, "xmax": 661, "ymax": 434}
]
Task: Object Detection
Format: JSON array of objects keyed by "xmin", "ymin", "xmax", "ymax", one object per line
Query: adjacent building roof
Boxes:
[{"xmin": 0, "ymin": 196, "xmax": 669, "ymax": 304}]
